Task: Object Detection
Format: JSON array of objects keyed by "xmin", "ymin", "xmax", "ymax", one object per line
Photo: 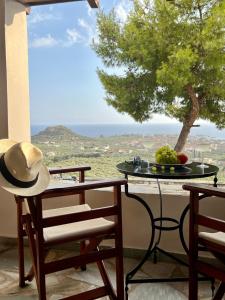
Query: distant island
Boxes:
[{"xmin": 32, "ymin": 125, "xmax": 225, "ymax": 182}]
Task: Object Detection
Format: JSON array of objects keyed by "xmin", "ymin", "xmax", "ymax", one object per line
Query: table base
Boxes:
[{"xmin": 124, "ymin": 178, "xmax": 216, "ymax": 299}]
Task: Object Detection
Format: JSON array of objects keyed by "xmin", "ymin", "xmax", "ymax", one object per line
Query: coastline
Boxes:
[{"xmin": 31, "ymin": 123, "xmax": 225, "ymax": 139}]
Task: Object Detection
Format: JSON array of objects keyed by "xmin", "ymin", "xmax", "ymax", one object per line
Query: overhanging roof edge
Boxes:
[{"xmin": 16, "ymin": 0, "xmax": 99, "ymax": 8}]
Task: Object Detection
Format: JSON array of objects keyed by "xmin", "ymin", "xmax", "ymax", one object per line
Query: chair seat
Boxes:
[
  {"xmin": 43, "ymin": 204, "xmax": 115, "ymax": 244},
  {"xmin": 199, "ymin": 231, "xmax": 225, "ymax": 247}
]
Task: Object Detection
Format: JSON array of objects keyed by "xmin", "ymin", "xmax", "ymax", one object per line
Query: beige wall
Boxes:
[
  {"xmin": 0, "ymin": 187, "xmax": 224, "ymax": 254},
  {"xmin": 90, "ymin": 189, "xmax": 225, "ymax": 254},
  {"xmin": 0, "ymin": 0, "xmax": 30, "ymax": 236}
]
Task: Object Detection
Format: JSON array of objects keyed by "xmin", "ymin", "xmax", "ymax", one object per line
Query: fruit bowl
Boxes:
[{"xmin": 154, "ymin": 162, "xmax": 192, "ymax": 170}]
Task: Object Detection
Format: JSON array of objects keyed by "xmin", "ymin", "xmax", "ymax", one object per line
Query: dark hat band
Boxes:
[{"xmin": 0, "ymin": 154, "xmax": 39, "ymax": 188}]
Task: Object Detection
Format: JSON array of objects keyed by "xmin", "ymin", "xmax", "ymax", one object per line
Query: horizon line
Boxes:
[{"xmin": 31, "ymin": 122, "xmax": 215, "ymax": 126}]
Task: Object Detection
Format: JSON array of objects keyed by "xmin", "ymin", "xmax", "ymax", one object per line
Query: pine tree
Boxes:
[{"xmin": 94, "ymin": 0, "xmax": 225, "ymax": 151}]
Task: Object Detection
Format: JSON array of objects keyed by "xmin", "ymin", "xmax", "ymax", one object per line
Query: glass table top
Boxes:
[{"xmin": 116, "ymin": 161, "xmax": 219, "ymax": 180}]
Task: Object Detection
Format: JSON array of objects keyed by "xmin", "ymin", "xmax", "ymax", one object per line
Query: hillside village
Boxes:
[{"xmin": 32, "ymin": 125, "xmax": 225, "ymax": 182}]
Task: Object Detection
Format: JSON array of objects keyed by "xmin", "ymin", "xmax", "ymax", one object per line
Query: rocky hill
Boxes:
[{"xmin": 32, "ymin": 125, "xmax": 88, "ymax": 142}]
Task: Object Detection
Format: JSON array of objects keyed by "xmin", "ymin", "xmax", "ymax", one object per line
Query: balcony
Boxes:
[{"xmin": 0, "ymin": 1, "xmax": 224, "ymax": 299}]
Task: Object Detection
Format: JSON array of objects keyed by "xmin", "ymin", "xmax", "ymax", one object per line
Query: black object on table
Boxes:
[{"xmin": 116, "ymin": 161, "xmax": 219, "ymax": 299}]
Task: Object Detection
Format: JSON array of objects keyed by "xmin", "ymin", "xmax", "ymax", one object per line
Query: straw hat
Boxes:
[{"xmin": 0, "ymin": 139, "xmax": 50, "ymax": 196}]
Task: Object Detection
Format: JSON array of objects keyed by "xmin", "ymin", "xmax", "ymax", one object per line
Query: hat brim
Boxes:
[
  {"xmin": 0, "ymin": 139, "xmax": 17, "ymax": 157},
  {"xmin": 0, "ymin": 164, "xmax": 50, "ymax": 196}
]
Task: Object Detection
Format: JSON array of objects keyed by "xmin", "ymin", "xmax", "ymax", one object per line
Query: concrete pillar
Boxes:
[
  {"xmin": 0, "ymin": 0, "xmax": 30, "ymax": 237},
  {"xmin": 0, "ymin": 0, "xmax": 30, "ymax": 141}
]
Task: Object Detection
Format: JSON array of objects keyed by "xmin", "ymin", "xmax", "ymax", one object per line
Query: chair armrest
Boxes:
[
  {"xmin": 41, "ymin": 179, "xmax": 127, "ymax": 199},
  {"xmin": 182, "ymin": 183, "xmax": 225, "ymax": 198},
  {"xmin": 49, "ymin": 166, "xmax": 91, "ymax": 175}
]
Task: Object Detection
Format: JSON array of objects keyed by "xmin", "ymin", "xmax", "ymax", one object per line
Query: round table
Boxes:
[{"xmin": 116, "ymin": 161, "xmax": 219, "ymax": 298}]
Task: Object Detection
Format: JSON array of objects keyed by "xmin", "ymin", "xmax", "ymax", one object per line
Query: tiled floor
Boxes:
[{"xmin": 0, "ymin": 245, "xmax": 217, "ymax": 299}]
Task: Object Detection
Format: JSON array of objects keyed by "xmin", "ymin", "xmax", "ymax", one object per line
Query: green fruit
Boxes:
[{"xmin": 155, "ymin": 146, "xmax": 178, "ymax": 164}]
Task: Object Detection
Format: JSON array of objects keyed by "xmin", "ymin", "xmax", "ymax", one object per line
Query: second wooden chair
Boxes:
[{"xmin": 183, "ymin": 183, "xmax": 225, "ymax": 300}]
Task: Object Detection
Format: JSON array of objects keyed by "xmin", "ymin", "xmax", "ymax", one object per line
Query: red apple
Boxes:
[{"xmin": 177, "ymin": 152, "xmax": 188, "ymax": 164}]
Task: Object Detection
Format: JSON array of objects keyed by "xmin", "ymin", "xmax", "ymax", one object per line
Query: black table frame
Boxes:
[{"xmin": 116, "ymin": 162, "xmax": 219, "ymax": 299}]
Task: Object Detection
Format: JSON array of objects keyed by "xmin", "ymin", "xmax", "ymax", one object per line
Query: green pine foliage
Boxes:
[{"xmin": 93, "ymin": 0, "xmax": 225, "ymax": 149}]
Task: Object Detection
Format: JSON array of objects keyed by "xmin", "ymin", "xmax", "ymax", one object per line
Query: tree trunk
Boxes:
[
  {"xmin": 174, "ymin": 121, "xmax": 195, "ymax": 152},
  {"xmin": 174, "ymin": 85, "xmax": 200, "ymax": 152}
]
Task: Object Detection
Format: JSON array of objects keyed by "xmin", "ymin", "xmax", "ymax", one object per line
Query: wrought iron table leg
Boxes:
[
  {"xmin": 125, "ymin": 175, "xmax": 189, "ymax": 297},
  {"xmin": 152, "ymin": 179, "xmax": 183, "ymax": 264},
  {"xmin": 125, "ymin": 284, "xmax": 129, "ymax": 300},
  {"xmin": 152, "ymin": 179, "xmax": 163, "ymax": 263},
  {"xmin": 179, "ymin": 203, "xmax": 190, "ymax": 254},
  {"xmin": 124, "ymin": 177, "xmax": 155, "ymax": 296}
]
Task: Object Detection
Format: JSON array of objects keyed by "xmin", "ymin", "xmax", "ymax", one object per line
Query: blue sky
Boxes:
[{"xmin": 28, "ymin": 0, "xmax": 178, "ymax": 125}]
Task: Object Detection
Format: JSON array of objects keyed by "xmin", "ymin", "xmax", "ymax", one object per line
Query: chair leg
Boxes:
[
  {"xmin": 82, "ymin": 240, "xmax": 117, "ymax": 299},
  {"xmin": 188, "ymin": 191, "xmax": 199, "ymax": 300},
  {"xmin": 24, "ymin": 215, "xmax": 38, "ymax": 283},
  {"xmin": 213, "ymin": 282, "xmax": 225, "ymax": 300},
  {"xmin": 116, "ymin": 249, "xmax": 124, "ymax": 300},
  {"xmin": 115, "ymin": 230, "xmax": 124, "ymax": 300},
  {"xmin": 16, "ymin": 199, "xmax": 26, "ymax": 287},
  {"xmin": 36, "ymin": 244, "xmax": 46, "ymax": 300},
  {"xmin": 18, "ymin": 230, "xmax": 26, "ymax": 287},
  {"xmin": 26, "ymin": 266, "xmax": 35, "ymax": 282},
  {"xmin": 25, "ymin": 215, "xmax": 47, "ymax": 300},
  {"xmin": 189, "ymin": 265, "xmax": 198, "ymax": 300},
  {"xmin": 80, "ymin": 240, "xmax": 87, "ymax": 271},
  {"xmin": 37, "ymin": 271, "xmax": 46, "ymax": 300},
  {"xmin": 79, "ymin": 184, "xmax": 86, "ymax": 271},
  {"xmin": 97, "ymin": 258, "xmax": 117, "ymax": 300}
]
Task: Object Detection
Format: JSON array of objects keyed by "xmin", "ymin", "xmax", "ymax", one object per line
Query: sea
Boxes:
[{"xmin": 31, "ymin": 123, "xmax": 225, "ymax": 140}]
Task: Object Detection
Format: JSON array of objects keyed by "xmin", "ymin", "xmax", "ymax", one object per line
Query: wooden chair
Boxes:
[
  {"xmin": 15, "ymin": 166, "xmax": 126, "ymax": 300},
  {"xmin": 183, "ymin": 183, "xmax": 225, "ymax": 300}
]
